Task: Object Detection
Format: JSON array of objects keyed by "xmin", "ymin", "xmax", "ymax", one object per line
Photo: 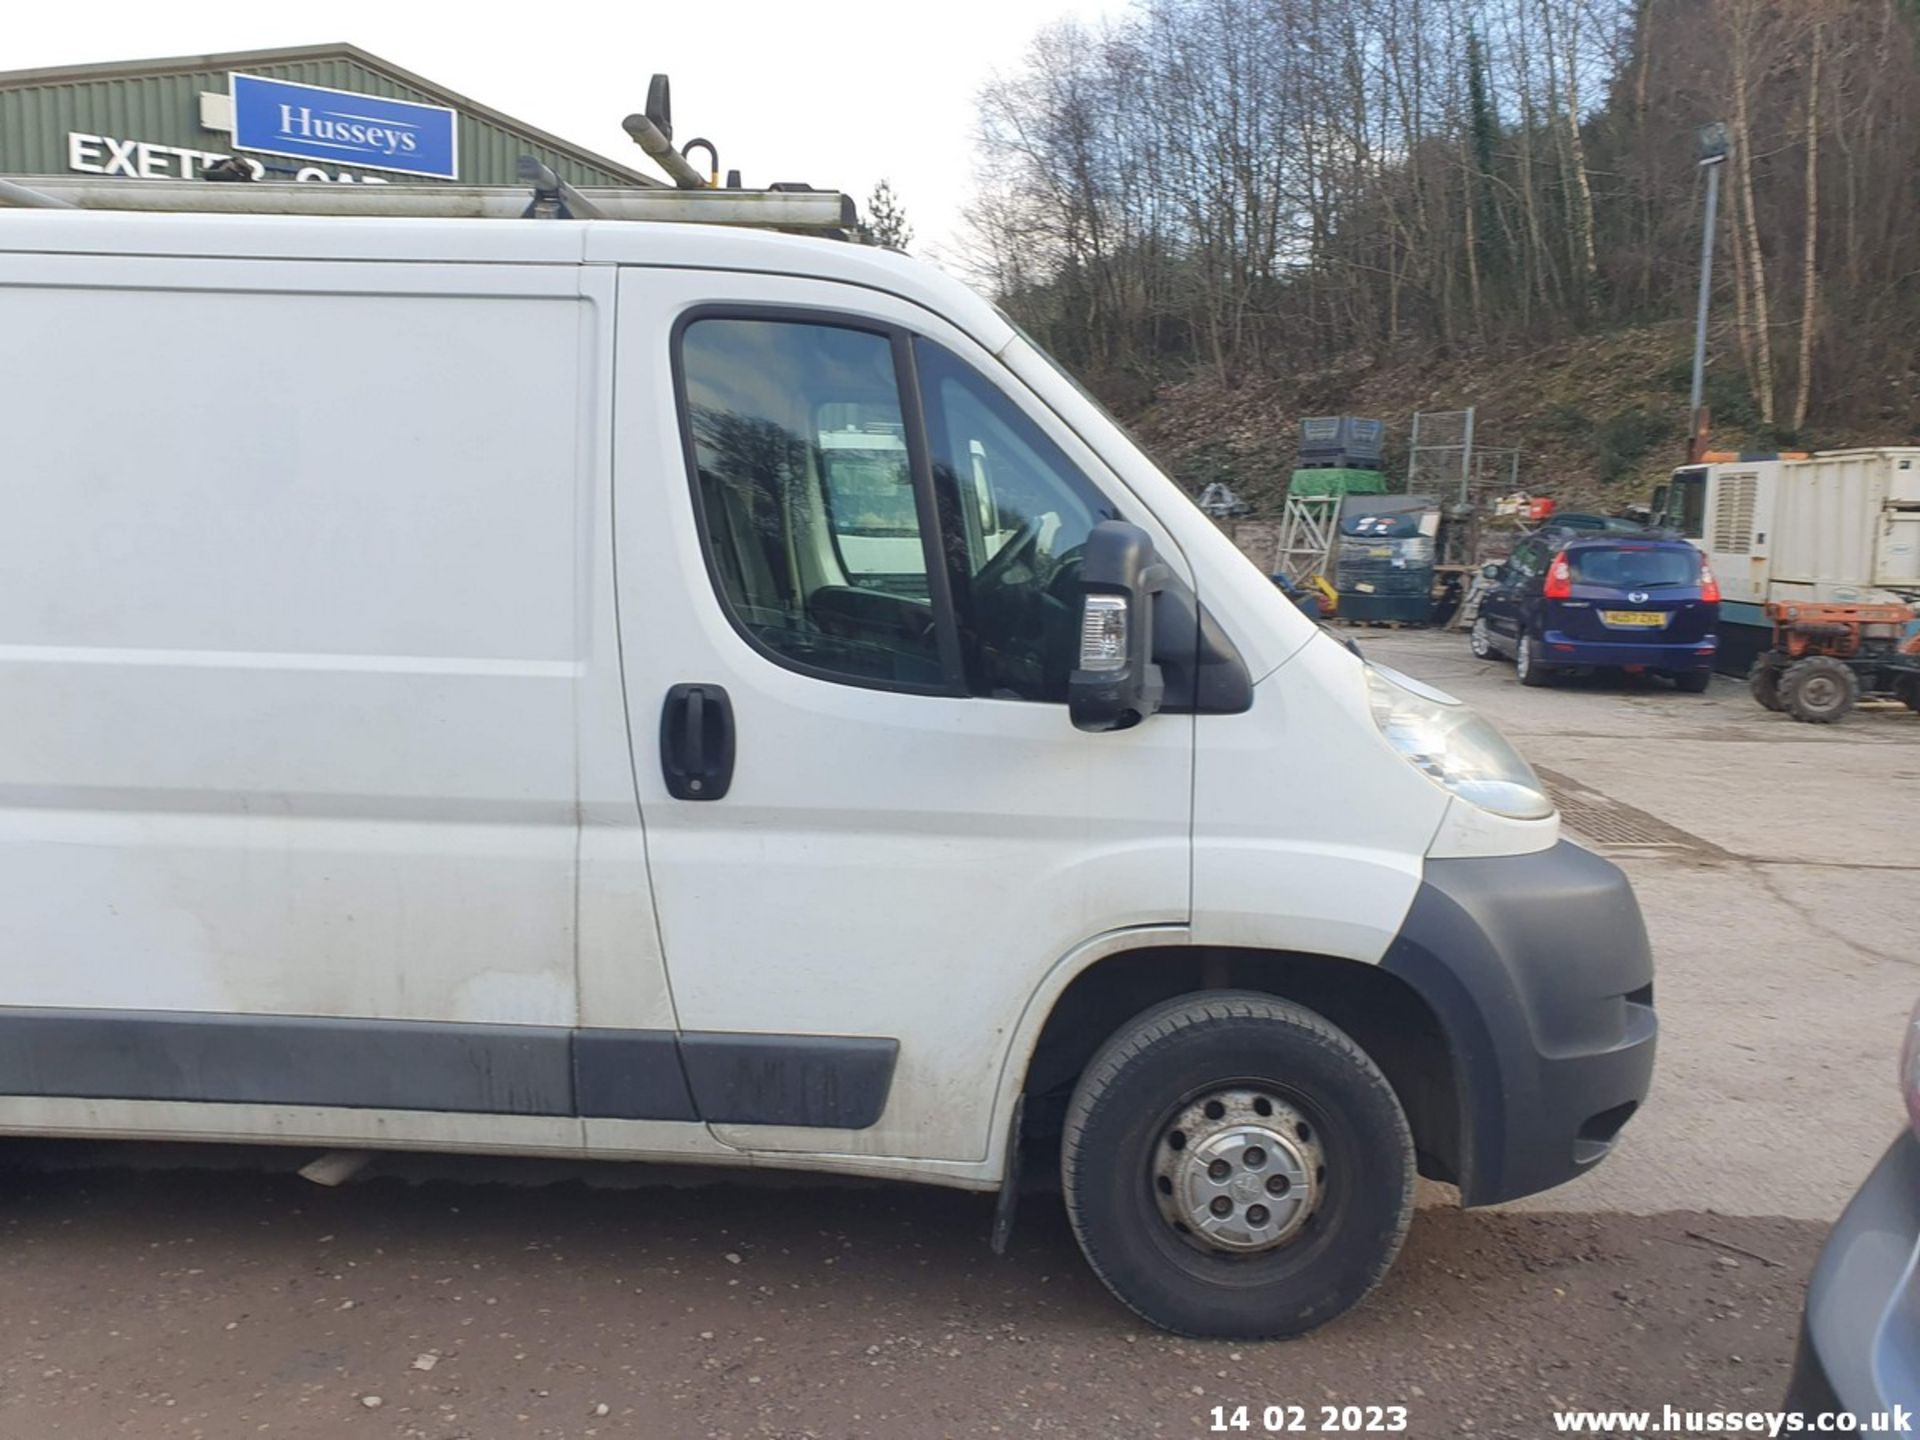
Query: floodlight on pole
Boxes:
[{"xmin": 1688, "ymin": 122, "xmax": 1730, "ymax": 462}]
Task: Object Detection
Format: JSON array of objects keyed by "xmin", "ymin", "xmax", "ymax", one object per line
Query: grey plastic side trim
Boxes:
[
  {"xmin": 573, "ymin": 1027, "xmax": 699, "ymax": 1121},
  {"xmin": 681, "ymin": 1031, "xmax": 899, "ymax": 1129},
  {"xmin": 0, "ymin": 1008, "xmax": 574, "ymax": 1116},
  {"xmin": 0, "ymin": 1009, "xmax": 895, "ymax": 1128}
]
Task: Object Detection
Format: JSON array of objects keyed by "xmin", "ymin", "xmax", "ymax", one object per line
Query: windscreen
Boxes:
[{"xmin": 1568, "ymin": 546, "xmax": 1702, "ymax": 589}]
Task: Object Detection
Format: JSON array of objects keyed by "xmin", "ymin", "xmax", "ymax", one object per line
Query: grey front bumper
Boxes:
[
  {"xmin": 1380, "ymin": 839, "xmax": 1657, "ymax": 1206},
  {"xmin": 1790, "ymin": 1131, "xmax": 1920, "ymax": 1421}
]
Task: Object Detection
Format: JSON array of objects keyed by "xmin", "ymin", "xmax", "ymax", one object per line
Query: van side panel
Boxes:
[{"xmin": 0, "ymin": 254, "xmax": 673, "ymax": 1130}]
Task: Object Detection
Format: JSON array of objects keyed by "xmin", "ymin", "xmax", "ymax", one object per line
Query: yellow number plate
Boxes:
[{"xmin": 1601, "ymin": 610, "xmax": 1668, "ymax": 628}]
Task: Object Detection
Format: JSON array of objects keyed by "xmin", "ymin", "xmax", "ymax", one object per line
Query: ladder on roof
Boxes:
[{"xmin": 0, "ymin": 169, "xmax": 858, "ymax": 236}]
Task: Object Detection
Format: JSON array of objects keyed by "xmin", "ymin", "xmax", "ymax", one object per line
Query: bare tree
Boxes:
[{"xmin": 967, "ymin": 0, "xmax": 1920, "ymax": 442}]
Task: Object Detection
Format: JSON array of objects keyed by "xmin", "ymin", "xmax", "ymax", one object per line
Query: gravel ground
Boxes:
[{"xmin": 0, "ymin": 1164, "xmax": 1820, "ymax": 1440}]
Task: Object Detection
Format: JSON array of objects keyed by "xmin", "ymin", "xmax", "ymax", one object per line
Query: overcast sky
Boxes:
[{"xmin": 6, "ymin": 0, "xmax": 1123, "ymax": 265}]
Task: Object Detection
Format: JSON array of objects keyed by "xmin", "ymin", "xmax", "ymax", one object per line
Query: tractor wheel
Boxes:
[
  {"xmin": 1780, "ymin": 655, "xmax": 1860, "ymax": 725},
  {"xmin": 1747, "ymin": 654, "xmax": 1786, "ymax": 712}
]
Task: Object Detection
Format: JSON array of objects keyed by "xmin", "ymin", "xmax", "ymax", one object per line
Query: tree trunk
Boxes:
[
  {"xmin": 1557, "ymin": 1, "xmax": 1602, "ymax": 305},
  {"xmin": 1792, "ymin": 22, "xmax": 1822, "ymax": 435},
  {"xmin": 1463, "ymin": 127, "xmax": 1484, "ymax": 328},
  {"xmin": 1726, "ymin": 155, "xmax": 1758, "ymax": 394},
  {"xmin": 1633, "ymin": 0, "xmax": 1656, "ymax": 309},
  {"xmin": 1727, "ymin": 5, "xmax": 1777, "ymax": 428}
]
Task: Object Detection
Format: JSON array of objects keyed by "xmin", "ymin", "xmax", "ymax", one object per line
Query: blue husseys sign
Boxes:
[{"xmin": 230, "ymin": 73, "xmax": 459, "ymax": 181}]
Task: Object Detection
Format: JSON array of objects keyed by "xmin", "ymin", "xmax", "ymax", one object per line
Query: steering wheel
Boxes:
[{"xmin": 974, "ymin": 515, "xmax": 1047, "ymax": 596}]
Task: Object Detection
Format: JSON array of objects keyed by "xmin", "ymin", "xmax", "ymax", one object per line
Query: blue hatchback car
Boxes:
[{"xmin": 1470, "ymin": 530, "xmax": 1720, "ymax": 689}]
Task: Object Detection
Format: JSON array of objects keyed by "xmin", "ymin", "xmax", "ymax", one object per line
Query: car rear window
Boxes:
[{"xmin": 1568, "ymin": 546, "xmax": 1701, "ymax": 588}]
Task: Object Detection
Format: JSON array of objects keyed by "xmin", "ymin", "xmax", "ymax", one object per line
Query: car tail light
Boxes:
[
  {"xmin": 1903, "ymin": 999, "xmax": 1920, "ymax": 1139},
  {"xmin": 1543, "ymin": 551, "xmax": 1573, "ymax": 600},
  {"xmin": 1699, "ymin": 559, "xmax": 1721, "ymax": 604}
]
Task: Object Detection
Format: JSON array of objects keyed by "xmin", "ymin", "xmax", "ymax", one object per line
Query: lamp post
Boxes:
[{"xmin": 1689, "ymin": 122, "xmax": 1731, "ymax": 462}]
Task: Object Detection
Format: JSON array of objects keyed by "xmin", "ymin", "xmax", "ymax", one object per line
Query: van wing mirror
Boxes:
[{"xmin": 1069, "ymin": 520, "xmax": 1168, "ymax": 733}]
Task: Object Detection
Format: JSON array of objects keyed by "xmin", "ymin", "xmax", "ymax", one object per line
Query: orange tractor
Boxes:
[{"xmin": 1748, "ymin": 601, "xmax": 1920, "ymax": 724}]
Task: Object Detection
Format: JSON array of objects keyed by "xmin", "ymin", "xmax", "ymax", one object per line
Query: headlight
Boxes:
[{"xmin": 1365, "ymin": 664, "xmax": 1553, "ymax": 821}]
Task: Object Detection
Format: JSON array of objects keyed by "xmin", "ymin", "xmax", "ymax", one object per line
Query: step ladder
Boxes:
[{"xmin": 1272, "ymin": 493, "xmax": 1339, "ymax": 586}]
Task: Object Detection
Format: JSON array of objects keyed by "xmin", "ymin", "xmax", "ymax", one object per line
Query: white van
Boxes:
[{"xmin": 0, "ymin": 207, "xmax": 1655, "ymax": 1338}]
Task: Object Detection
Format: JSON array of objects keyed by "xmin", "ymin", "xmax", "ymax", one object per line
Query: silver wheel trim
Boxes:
[
  {"xmin": 1516, "ymin": 635, "xmax": 1532, "ymax": 677},
  {"xmin": 1153, "ymin": 1088, "xmax": 1325, "ymax": 1255},
  {"xmin": 1471, "ymin": 618, "xmax": 1490, "ymax": 655}
]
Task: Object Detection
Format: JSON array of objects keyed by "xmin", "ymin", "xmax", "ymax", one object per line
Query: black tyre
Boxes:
[
  {"xmin": 1670, "ymin": 668, "xmax": 1712, "ymax": 694},
  {"xmin": 1896, "ymin": 674, "xmax": 1920, "ymax": 714},
  {"xmin": 1516, "ymin": 631, "xmax": 1553, "ymax": 687},
  {"xmin": 1469, "ymin": 616, "xmax": 1496, "ymax": 660},
  {"xmin": 1061, "ymin": 992, "xmax": 1415, "ymax": 1339},
  {"xmin": 1748, "ymin": 654, "xmax": 1785, "ymax": 712},
  {"xmin": 1780, "ymin": 655, "xmax": 1859, "ymax": 724}
]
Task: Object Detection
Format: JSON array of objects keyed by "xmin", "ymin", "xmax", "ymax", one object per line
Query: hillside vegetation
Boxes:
[
  {"xmin": 1125, "ymin": 321, "xmax": 1898, "ymax": 520},
  {"xmin": 971, "ymin": 0, "xmax": 1920, "ymax": 514}
]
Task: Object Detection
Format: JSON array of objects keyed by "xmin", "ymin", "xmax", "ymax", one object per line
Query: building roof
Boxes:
[{"xmin": 0, "ymin": 42, "xmax": 660, "ymax": 188}]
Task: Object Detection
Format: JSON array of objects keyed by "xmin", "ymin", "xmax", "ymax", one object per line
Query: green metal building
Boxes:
[{"xmin": 0, "ymin": 42, "xmax": 658, "ymax": 190}]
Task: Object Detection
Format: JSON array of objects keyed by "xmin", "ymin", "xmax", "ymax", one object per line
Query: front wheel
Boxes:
[
  {"xmin": 1061, "ymin": 993, "xmax": 1415, "ymax": 1339},
  {"xmin": 1748, "ymin": 654, "xmax": 1785, "ymax": 712},
  {"xmin": 1781, "ymin": 655, "xmax": 1859, "ymax": 724},
  {"xmin": 1469, "ymin": 616, "xmax": 1496, "ymax": 660},
  {"xmin": 1670, "ymin": 669, "xmax": 1712, "ymax": 694}
]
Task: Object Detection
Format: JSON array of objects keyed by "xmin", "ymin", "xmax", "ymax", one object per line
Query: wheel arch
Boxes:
[{"xmin": 1003, "ymin": 944, "xmax": 1463, "ymax": 1193}]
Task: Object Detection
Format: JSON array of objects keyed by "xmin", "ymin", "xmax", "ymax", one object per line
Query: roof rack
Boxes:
[
  {"xmin": 0, "ymin": 72, "xmax": 860, "ymax": 237},
  {"xmin": 0, "ymin": 167, "xmax": 859, "ymax": 237}
]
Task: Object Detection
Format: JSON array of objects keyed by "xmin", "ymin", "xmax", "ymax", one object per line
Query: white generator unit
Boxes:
[{"xmin": 1658, "ymin": 448, "xmax": 1920, "ymax": 668}]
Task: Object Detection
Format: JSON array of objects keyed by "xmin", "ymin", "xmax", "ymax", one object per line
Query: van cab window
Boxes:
[
  {"xmin": 679, "ymin": 317, "xmax": 942, "ymax": 689},
  {"xmin": 915, "ymin": 339, "xmax": 1121, "ymax": 702}
]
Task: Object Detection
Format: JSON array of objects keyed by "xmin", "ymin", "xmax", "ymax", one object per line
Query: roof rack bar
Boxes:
[
  {"xmin": 621, "ymin": 112, "xmax": 709, "ymax": 189},
  {"xmin": 0, "ymin": 174, "xmax": 858, "ymax": 234},
  {"xmin": 0, "ymin": 177, "xmax": 74, "ymax": 210},
  {"xmin": 515, "ymin": 156, "xmax": 603, "ymax": 221}
]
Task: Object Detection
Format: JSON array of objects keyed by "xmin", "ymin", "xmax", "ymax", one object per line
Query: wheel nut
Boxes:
[
  {"xmin": 1246, "ymin": 1204, "xmax": 1270, "ymax": 1227},
  {"xmin": 1243, "ymin": 1146, "xmax": 1266, "ymax": 1168},
  {"xmin": 1210, "ymin": 1196, "xmax": 1233, "ymax": 1217},
  {"xmin": 1207, "ymin": 1159, "xmax": 1231, "ymax": 1181},
  {"xmin": 1266, "ymin": 1174, "xmax": 1291, "ymax": 1197}
]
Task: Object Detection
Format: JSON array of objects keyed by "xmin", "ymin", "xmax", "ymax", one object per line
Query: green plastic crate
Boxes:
[{"xmin": 1288, "ymin": 467, "xmax": 1390, "ymax": 499}]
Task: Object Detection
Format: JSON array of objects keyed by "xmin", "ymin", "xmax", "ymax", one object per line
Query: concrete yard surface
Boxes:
[{"xmin": 1361, "ymin": 628, "xmax": 1918, "ymax": 1221}]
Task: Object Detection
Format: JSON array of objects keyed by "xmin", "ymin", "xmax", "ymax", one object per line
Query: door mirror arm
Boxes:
[{"xmin": 1068, "ymin": 520, "xmax": 1168, "ymax": 733}]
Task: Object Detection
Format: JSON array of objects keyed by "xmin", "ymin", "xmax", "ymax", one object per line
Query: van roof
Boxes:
[{"xmin": 0, "ymin": 209, "xmax": 1017, "ymax": 353}]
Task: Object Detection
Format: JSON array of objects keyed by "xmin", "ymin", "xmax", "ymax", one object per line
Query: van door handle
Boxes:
[{"xmin": 660, "ymin": 684, "xmax": 735, "ymax": 801}]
